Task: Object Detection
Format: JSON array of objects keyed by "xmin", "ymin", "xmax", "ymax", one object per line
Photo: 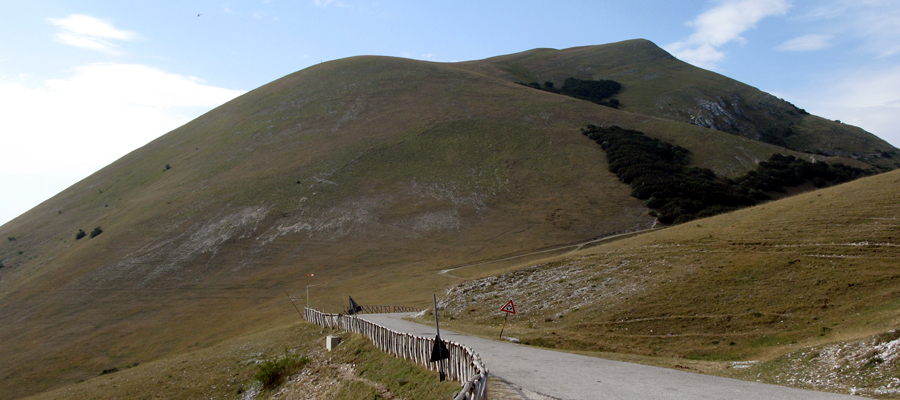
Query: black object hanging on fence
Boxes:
[
  {"xmin": 430, "ymin": 335, "xmax": 450, "ymax": 362},
  {"xmin": 430, "ymin": 334, "xmax": 450, "ymax": 381}
]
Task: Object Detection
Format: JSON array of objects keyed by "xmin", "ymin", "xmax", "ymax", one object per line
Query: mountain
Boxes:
[
  {"xmin": 0, "ymin": 39, "xmax": 894, "ymax": 398},
  {"xmin": 460, "ymin": 39, "xmax": 897, "ymax": 166}
]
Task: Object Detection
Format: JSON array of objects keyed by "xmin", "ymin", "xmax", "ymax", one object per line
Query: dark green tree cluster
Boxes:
[
  {"xmin": 730, "ymin": 154, "xmax": 869, "ymax": 192},
  {"xmin": 582, "ymin": 125, "xmax": 873, "ymax": 224},
  {"xmin": 520, "ymin": 77, "xmax": 622, "ymax": 108},
  {"xmin": 558, "ymin": 77, "xmax": 622, "ymax": 107}
]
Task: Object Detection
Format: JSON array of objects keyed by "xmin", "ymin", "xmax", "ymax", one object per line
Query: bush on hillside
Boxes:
[
  {"xmin": 254, "ymin": 353, "xmax": 311, "ymax": 390},
  {"xmin": 89, "ymin": 227, "xmax": 103, "ymax": 239},
  {"xmin": 75, "ymin": 229, "xmax": 86, "ymax": 240}
]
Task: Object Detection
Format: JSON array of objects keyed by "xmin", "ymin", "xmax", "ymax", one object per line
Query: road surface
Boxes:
[{"xmin": 361, "ymin": 313, "xmax": 857, "ymax": 400}]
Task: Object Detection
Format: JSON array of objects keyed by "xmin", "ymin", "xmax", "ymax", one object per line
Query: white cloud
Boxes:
[
  {"xmin": 807, "ymin": 1, "xmax": 900, "ymax": 58},
  {"xmin": 777, "ymin": 34, "xmax": 833, "ymax": 51},
  {"xmin": 801, "ymin": 66, "xmax": 900, "ymax": 147},
  {"xmin": 0, "ymin": 64, "xmax": 245, "ymax": 225},
  {"xmin": 665, "ymin": 0, "xmax": 791, "ymax": 69},
  {"xmin": 0, "ymin": 64, "xmax": 246, "ymax": 177},
  {"xmin": 47, "ymin": 14, "xmax": 137, "ymax": 53}
]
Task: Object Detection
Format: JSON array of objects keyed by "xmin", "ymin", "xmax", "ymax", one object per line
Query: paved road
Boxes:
[{"xmin": 362, "ymin": 313, "xmax": 857, "ymax": 400}]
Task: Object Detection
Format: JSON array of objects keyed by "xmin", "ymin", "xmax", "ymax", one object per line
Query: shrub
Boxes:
[
  {"xmin": 75, "ymin": 229, "xmax": 86, "ymax": 240},
  {"xmin": 254, "ymin": 354, "xmax": 311, "ymax": 390},
  {"xmin": 7, "ymin": 237, "xmax": 15, "ymax": 242},
  {"xmin": 89, "ymin": 227, "xmax": 103, "ymax": 239}
]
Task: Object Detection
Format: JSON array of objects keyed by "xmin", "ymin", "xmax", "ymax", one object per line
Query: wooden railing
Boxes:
[
  {"xmin": 304, "ymin": 307, "xmax": 489, "ymax": 400},
  {"xmin": 357, "ymin": 305, "xmax": 422, "ymax": 314}
]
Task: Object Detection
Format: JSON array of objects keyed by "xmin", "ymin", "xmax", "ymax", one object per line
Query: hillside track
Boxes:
[
  {"xmin": 363, "ymin": 313, "xmax": 856, "ymax": 400},
  {"xmin": 438, "ymin": 228, "xmax": 656, "ymax": 278}
]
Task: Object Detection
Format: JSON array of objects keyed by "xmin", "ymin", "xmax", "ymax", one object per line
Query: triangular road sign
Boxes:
[
  {"xmin": 348, "ymin": 296, "xmax": 363, "ymax": 315},
  {"xmin": 500, "ymin": 299, "xmax": 516, "ymax": 314},
  {"xmin": 429, "ymin": 335, "xmax": 450, "ymax": 362}
]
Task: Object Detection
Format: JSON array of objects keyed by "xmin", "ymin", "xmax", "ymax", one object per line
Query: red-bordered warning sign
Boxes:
[{"xmin": 500, "ymin": 300, "xmax": 516, "ymax": 314}]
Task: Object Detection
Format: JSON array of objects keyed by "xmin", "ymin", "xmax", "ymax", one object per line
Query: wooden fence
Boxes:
[
  {"xmin": 304, "ymin": 307, "xmax": 489, "ymax": 400},
  {"xmin": 355, "ymin": 305, "xmax": 422, "ymax": 314}
]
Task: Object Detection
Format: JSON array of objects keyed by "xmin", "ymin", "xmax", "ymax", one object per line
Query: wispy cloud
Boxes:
[
  {"xmin": 47, "ymin": 14, "xmax": 137, "ymax": 54},
  {"xmin": 777, "ymin": 34, "xmax": 833, "ymax": 51},
  {"xmin": 665, "ymin": 0, "xmax": 791, "ymax": 69},
  {"xmin": 313, "ymin": 0, "xmax": 341, "ymax": 7},
  {"xmin": 806, "ymin": 0, "xmax": 900, "ymax": 58}
]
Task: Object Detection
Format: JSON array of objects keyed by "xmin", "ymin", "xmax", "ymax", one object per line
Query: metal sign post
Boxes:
[{"xmin": 499, "ymin": 299, "xmax": 516, "ymax": 339}]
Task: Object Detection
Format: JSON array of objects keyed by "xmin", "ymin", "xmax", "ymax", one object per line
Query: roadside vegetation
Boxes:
[{"xmin": 26, "ymin": 321, "xmax": 459, "ymax": 400}]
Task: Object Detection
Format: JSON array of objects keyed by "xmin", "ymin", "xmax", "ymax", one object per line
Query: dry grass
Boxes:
[
  {"xmin": 24, "ymin": 321, "xmax": 459, "ymax": 400},
  {"xmin": 433, "ymin": 169, "xmax": 900, "ymax": 396}
]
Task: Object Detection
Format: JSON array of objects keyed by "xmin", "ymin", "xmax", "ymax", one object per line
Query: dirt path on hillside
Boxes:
[{"xmin": 438, "ymin": 228, "xmax": 656, "ymax": 278}]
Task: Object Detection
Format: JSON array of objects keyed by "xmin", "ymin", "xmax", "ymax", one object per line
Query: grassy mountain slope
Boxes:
[
  {"xmin": 24, "ymin": 322, "xmax": 460, "ymax": 400},
  {"xmin": 460, "ymin": 39, "xmax": 898, "ymax": 168},
  {"xmin": 0, "ymin": 42, "xmax": 890, "ymax": 398},
  {"xmin": 436, "ymin": 168, "xmax": 900, "ymax": 396}
]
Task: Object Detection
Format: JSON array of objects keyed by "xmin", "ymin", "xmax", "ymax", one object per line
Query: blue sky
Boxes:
[{"xmin": 2, "ymin": 0, "xmax": 900, "ymax": 226}]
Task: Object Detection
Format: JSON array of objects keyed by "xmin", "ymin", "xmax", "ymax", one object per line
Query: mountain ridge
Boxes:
[{"xmin": 460, "ymin": 39, "xmax": 896, "ymax": 164}]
